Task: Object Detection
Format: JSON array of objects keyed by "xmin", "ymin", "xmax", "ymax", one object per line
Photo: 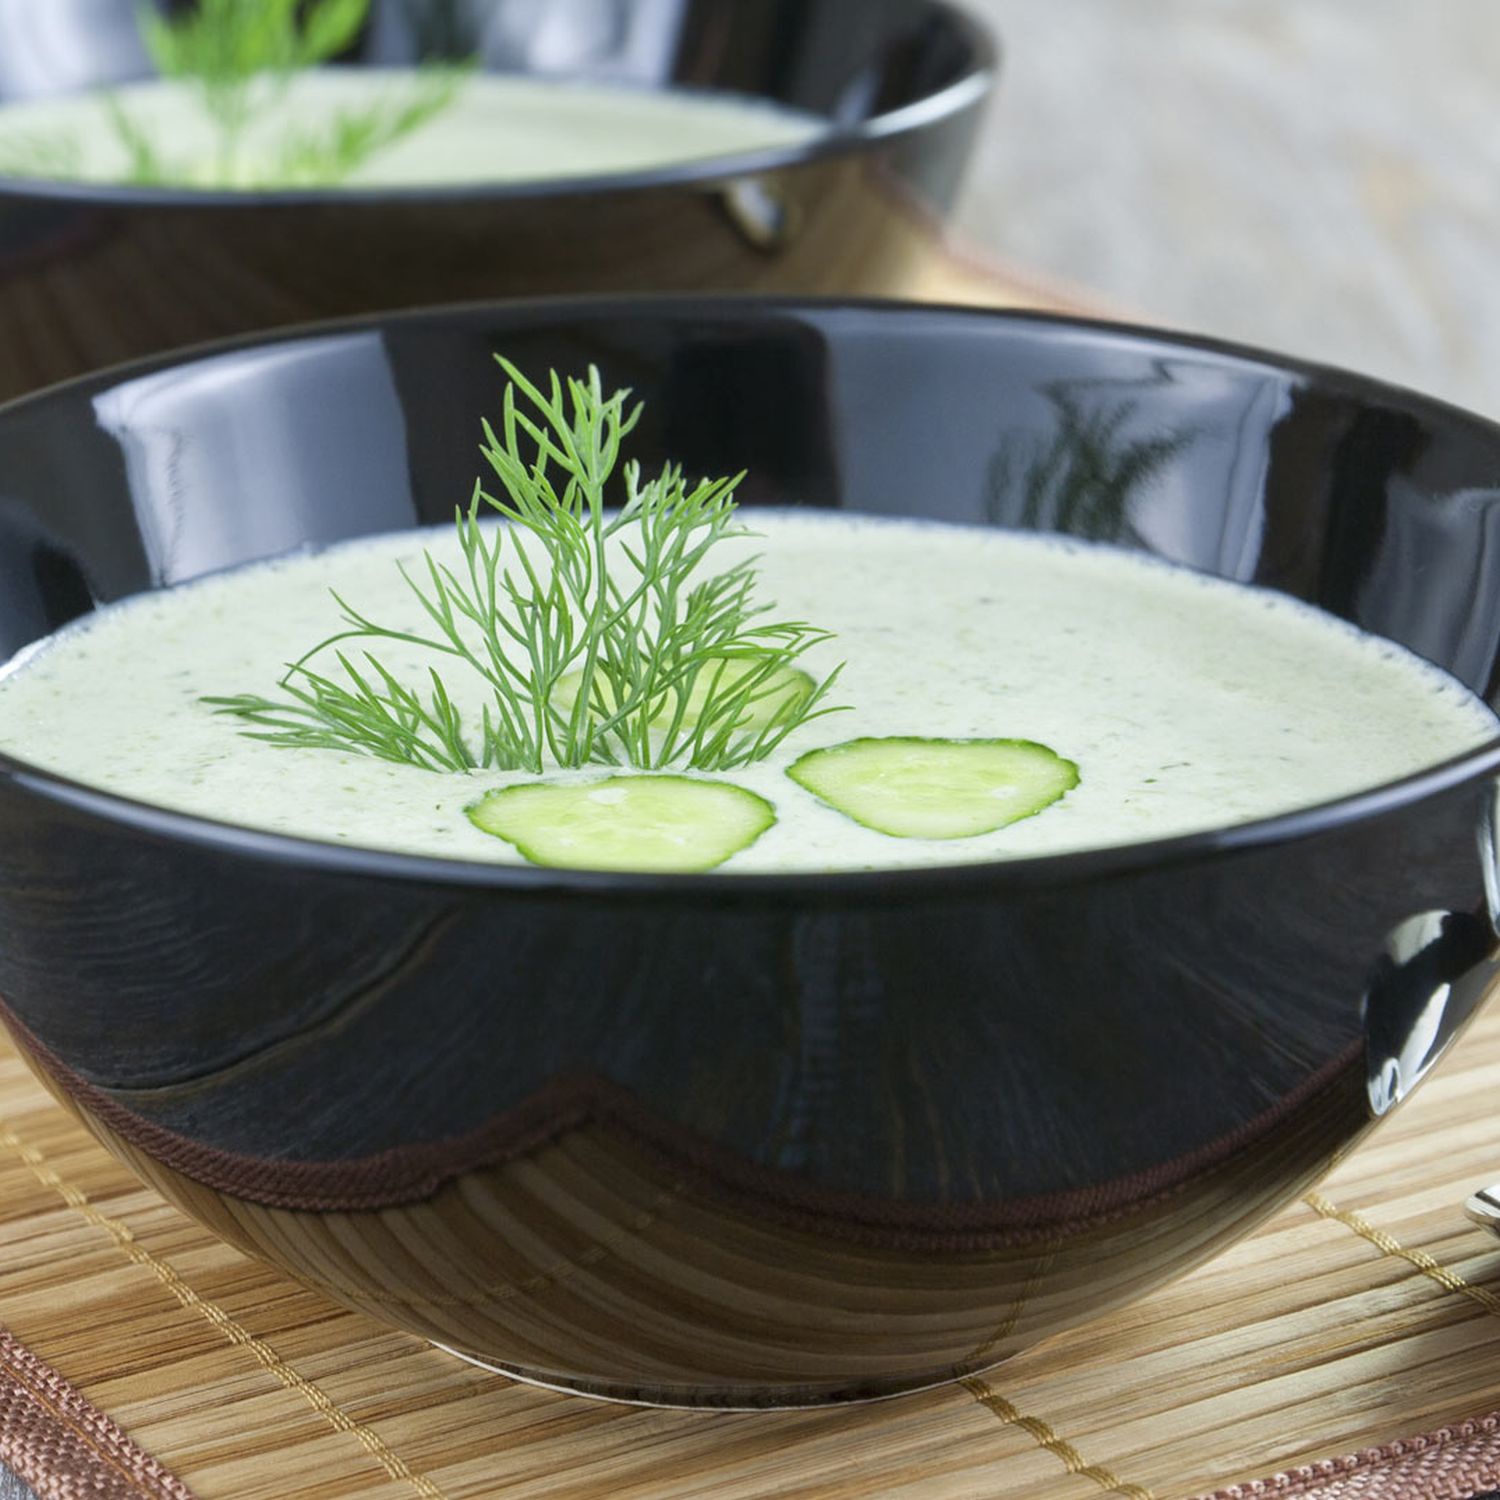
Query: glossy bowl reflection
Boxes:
[
  {"xmin": 0, "ymin": 0, "xmax": 991, "ymax": 401},
  {"xmin": 1, "ymin": 299, "xmax": 1499, "ymax": 1406}
]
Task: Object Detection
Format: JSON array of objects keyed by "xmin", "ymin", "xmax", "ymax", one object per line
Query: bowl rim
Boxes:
[
  {"xmin": 0, "ymin": 0, "xmax": 997, "ymax": 208},
  {"xmin": 2, "ymin": 291, "xmax": 1499, "ymax": 898}
]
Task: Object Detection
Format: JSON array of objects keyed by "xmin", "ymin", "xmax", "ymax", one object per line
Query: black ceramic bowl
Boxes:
[
  {"xmin": 1, "ymin": 298, "xmax": 1499, "ymax": 1407},
  {"xmin": 0, "ymin": 0, "xmax": 991, "ymax": 402}
]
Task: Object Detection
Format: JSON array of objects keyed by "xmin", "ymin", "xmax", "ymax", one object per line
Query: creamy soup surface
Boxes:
[
  {"xmin": 0, "ymin": 512, "xmax": 1492, "ymax": 873},
  {"xmin": 0, "ymin": 71, "xmax": 825, "ymax": 188}
]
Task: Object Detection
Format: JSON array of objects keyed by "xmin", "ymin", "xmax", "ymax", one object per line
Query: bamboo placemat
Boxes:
[{"xmin": 5, "ymin": 254, "xmax": 1500, "ymax": 1499}]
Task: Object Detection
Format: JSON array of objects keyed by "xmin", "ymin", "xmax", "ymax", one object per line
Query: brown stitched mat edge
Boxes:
[{"xmin": 0, "ymin": 1326, "xmax": 197, "ymax": 1500}]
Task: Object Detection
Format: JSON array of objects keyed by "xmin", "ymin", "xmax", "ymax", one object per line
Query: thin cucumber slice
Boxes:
[
  {"xmin": 553, "ymin": 659, "xmax": 813, "ymax": 733},
  {"xmin": 787, "ymin": 737, "xmax": 1078, "ymax": 840},
  {"xmin": 467, "ymin": 775, "xmax": 775, "ymax": 872}
]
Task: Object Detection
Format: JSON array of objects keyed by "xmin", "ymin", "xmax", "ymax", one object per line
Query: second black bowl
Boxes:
[{"xmin": 0, "ymin": 0, "xmax": 992, "ymax": 401}]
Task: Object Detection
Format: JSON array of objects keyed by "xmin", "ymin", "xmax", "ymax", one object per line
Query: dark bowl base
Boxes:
[{"xmin": 6, "ymin": 1015, "xmax": 1374, "ymax": 1407}]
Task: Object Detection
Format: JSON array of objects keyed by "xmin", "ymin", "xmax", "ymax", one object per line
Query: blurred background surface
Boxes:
[{"xmin": 955, "ymin": 0, "xmax": 1500, "ymax": 418}]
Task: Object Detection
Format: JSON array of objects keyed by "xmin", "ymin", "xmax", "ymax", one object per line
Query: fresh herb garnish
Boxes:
[
  {"xmin": 135, "ymin": 0, "xmax": 469, "ymax": 188},
  {"xmin": 0, "ymin": 130, "xmax": 82, "ymax": 180},
  {"xmin": 268, "ymin": 71, "xmax": 467, "ymax": 187},
  {"xmin": 0, "ymin": 0, "xmax": 469, "ymax": 190},
  {"xmin": 205, "ymin": 360, "xmax": 844, "ymax": 775}
]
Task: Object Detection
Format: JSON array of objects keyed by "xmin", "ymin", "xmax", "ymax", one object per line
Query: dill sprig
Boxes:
[
  {"xmin": 0, "ymin": 130, "xmax": 82, "ymax": 180},
  {"xmin": 204, "ymin": 360, "xmax": 845, "ymax": 775},
  {"xmin": 270, "ymin": 69, "xmax": 468, "ymax": 187},
  {"xmin": 0, "ymin": 0, "xmax": 469, "ymax": 190},
  {"xmin": 132, "ymin": 0, "xmax": 470, "ymax": 189},
  {"xmin": 140, "ymin": 0, "xmax": 371, "ymax": 104}
]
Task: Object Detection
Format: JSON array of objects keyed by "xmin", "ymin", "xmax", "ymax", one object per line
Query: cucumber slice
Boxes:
[
  {"xmin": 467, "ymin": 775, "xmax": 775, "ymax": 872},
  {"xmin": 786, "ymin": 737, "xmax": 1078, "ymax": 840},
  {"xmin": 553, "ymin": 659, "xmax": 813, "ymax": 733}
]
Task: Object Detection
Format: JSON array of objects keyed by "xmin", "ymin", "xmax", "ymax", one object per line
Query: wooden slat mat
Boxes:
[{"xmin": 3, "ymin": 994, "xmax": 1500, "ymax": 1500}]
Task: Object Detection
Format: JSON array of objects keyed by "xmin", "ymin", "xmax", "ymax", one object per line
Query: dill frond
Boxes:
[
  {"xmin": 137, "ymin": 0, "xmax": 380, "ymax": 185},
  {"xmin": 270, "ymin": 62, "xmax": 472, "ymax": 187},
  {"xmin": 0, "ymin": 129, "xmax": 83, "ymax": 181},
  {"xmin": 0, "ymin": 0, "xmax": 469, "ymax": 190},
  {"xmin": 205, "ymin": 360, "xmax": 846, "ymax": 775}
]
